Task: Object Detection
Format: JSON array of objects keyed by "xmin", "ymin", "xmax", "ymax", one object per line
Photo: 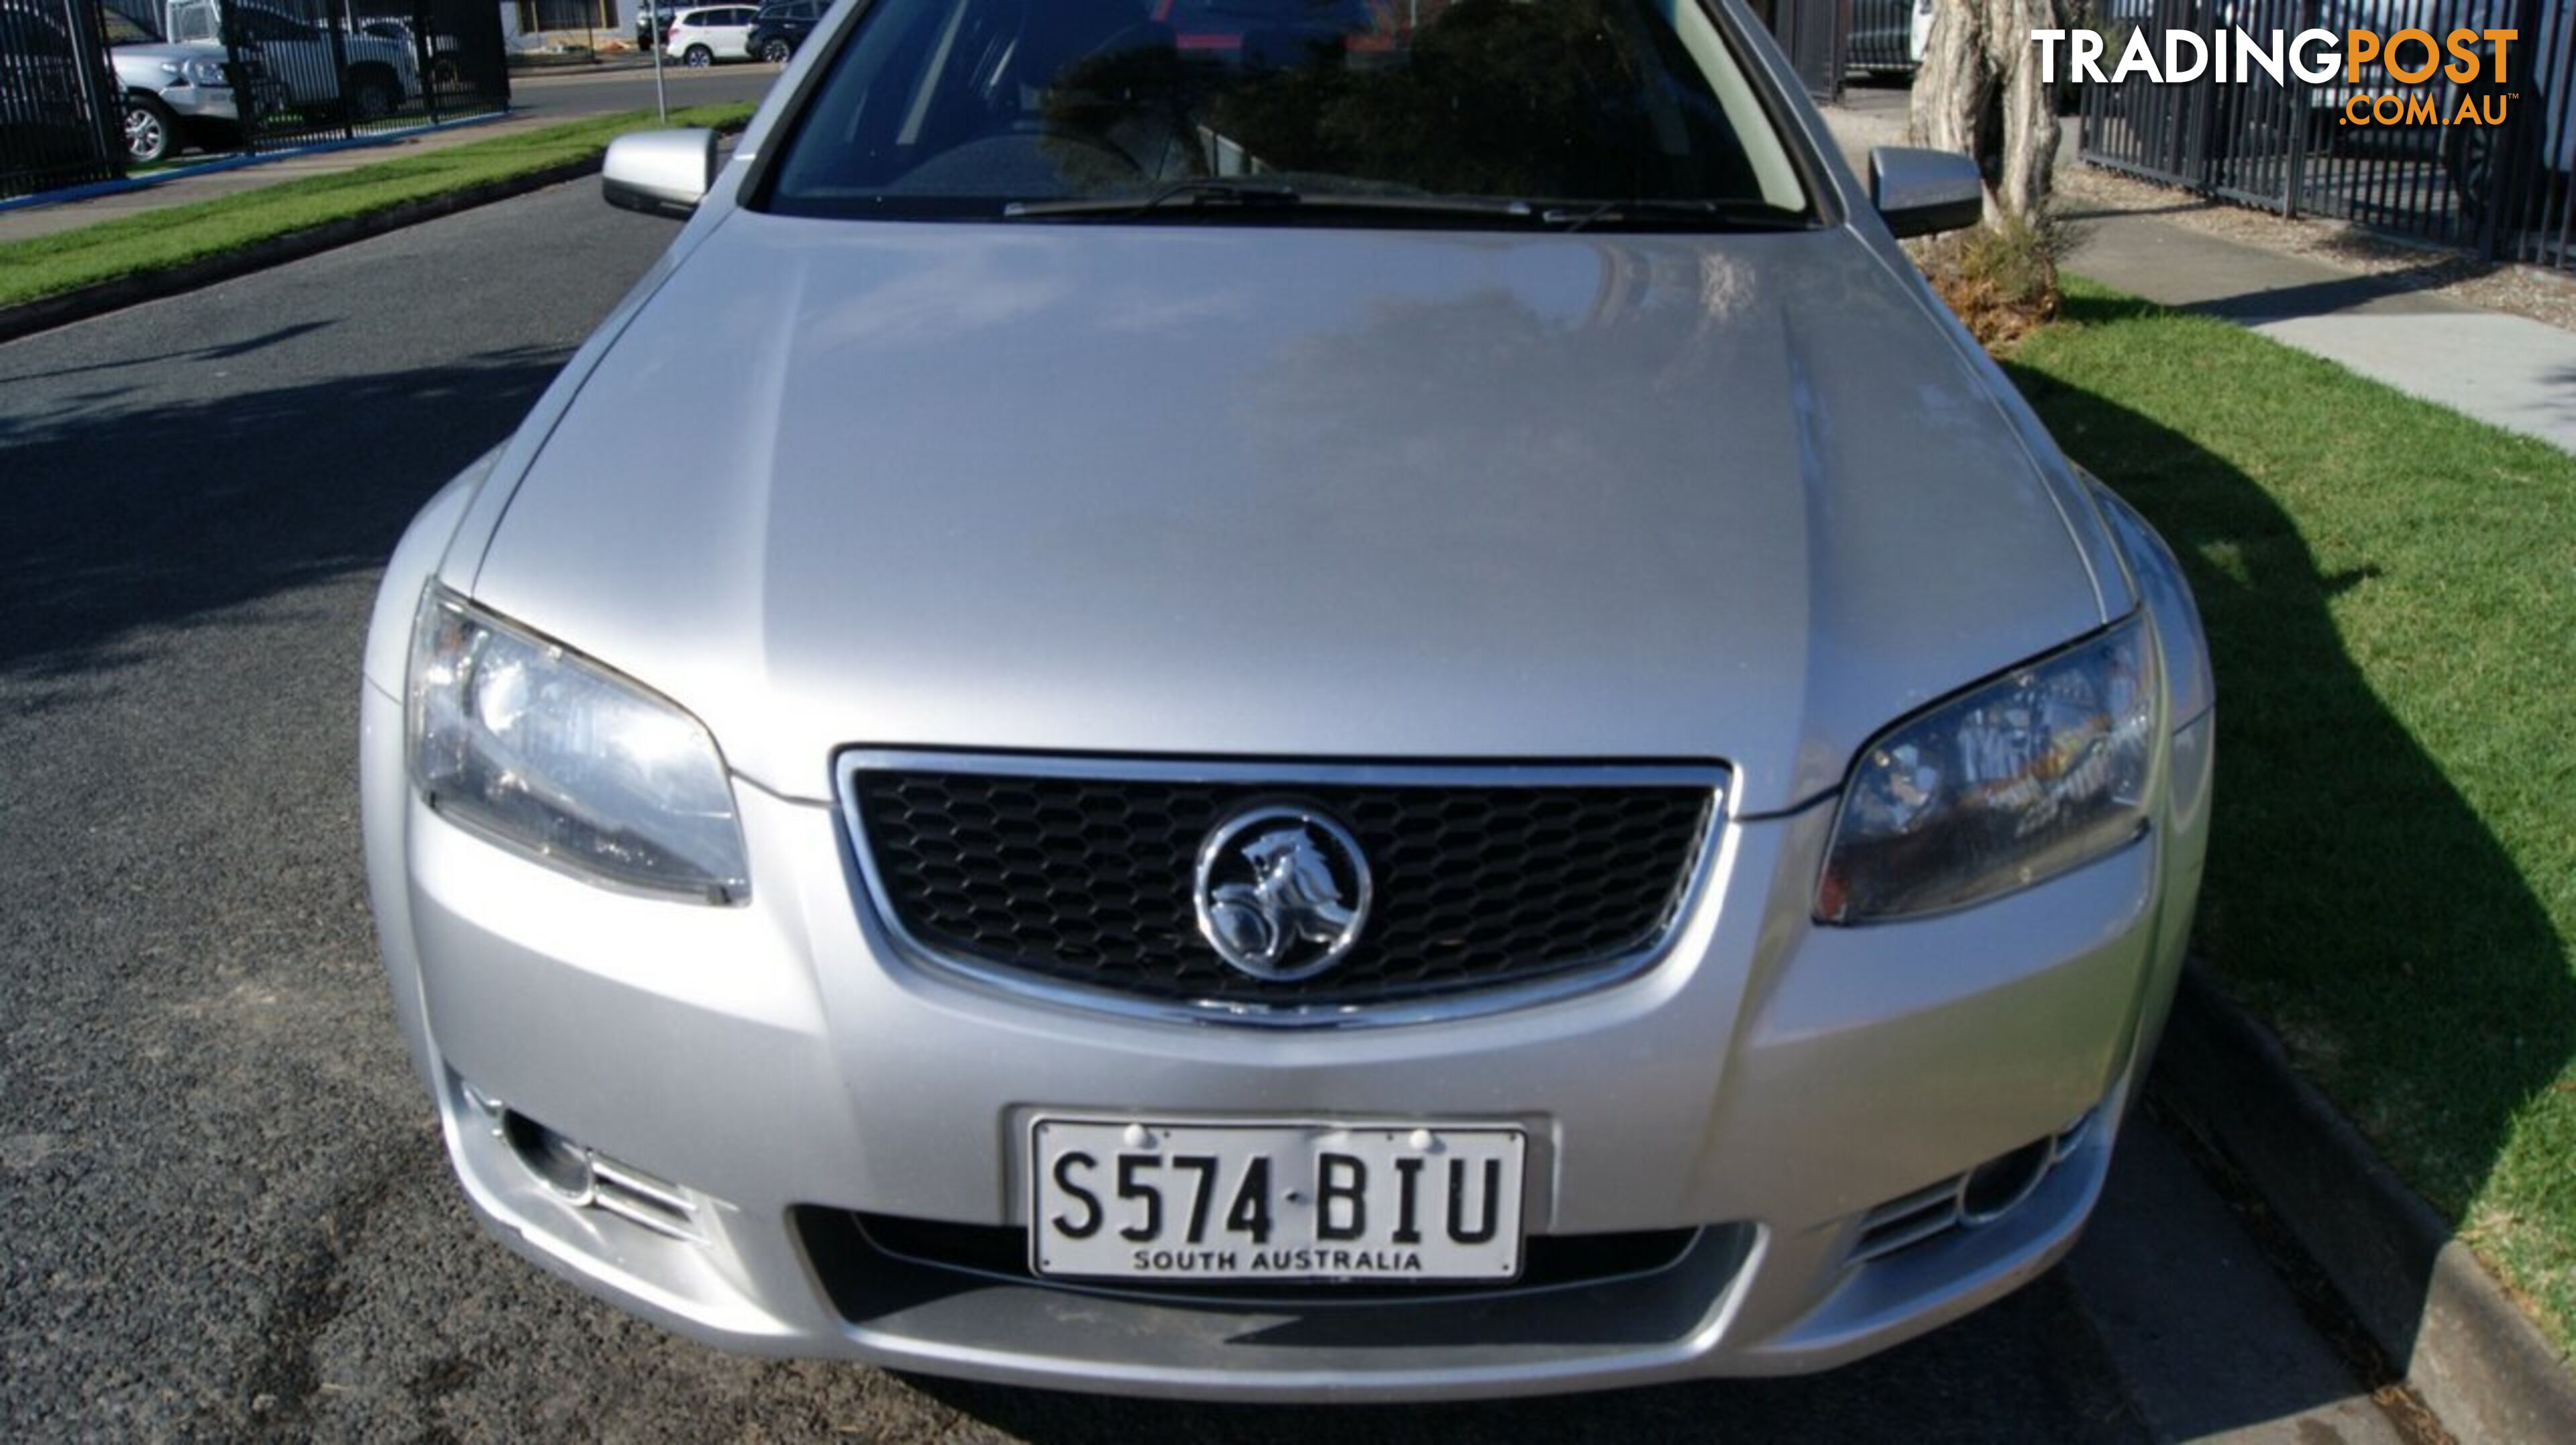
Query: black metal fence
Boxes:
[
  {"xmin": 1849, "ymin": 0, "xmax": 1917, "ymax": 74},
  {"xmin": 2080, "ymin": 0, "xmax": 2576, "ymax": 269},
  {"xmin": 1750, "ymin": 0, "xmax": 1850, "ymax": 99},
  {"xmin": 0, "ymin": 0, "xmax": 125, "ymax": 199}
]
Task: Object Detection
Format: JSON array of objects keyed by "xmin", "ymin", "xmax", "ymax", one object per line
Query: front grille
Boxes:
[
  {"xmin": 838, "ymin": 1211, "xmax": 1703, "ymax": 1303},
  {"xmin": 842, "ymin": 756, "xmax": 1719, "ymax": 1012}
]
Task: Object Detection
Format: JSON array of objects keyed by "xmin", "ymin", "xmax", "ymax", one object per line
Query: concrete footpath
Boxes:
[
  {"xmin": 1822, "ymin": 95, "xmax": 2576, "ymax": 455},
  {"xmin": 0, "ymin": 61, "xmax": 777, "ymax": 245}
]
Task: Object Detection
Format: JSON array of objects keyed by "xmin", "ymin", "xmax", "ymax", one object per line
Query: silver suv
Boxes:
[
  {"xmin": 165, "ymin": 0, "xmax": 417, "ymax": 121},
  {"xmin": 362, "ymin": 0, "xmax": 2213, "ymax": 1401},
  {"xmin": 101, "ymin": 7, "xmax": 266, "ymax": 164}
]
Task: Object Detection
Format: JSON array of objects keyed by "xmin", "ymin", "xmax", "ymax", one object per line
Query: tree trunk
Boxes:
[{"xmin": 1908, "ymin": 0, "xmax": 2059, "ymax": 225}]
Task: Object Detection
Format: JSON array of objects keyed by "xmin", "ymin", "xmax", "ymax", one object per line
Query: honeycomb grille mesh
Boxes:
[{"xmin": 847, "ymin": 767, "xmax": 1715, "ymax": 1006}]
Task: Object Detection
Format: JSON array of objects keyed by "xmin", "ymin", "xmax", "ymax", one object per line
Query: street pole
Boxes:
[{"xmin": 650, "ymin": 3, "xmax": 667, "ymax": 121}]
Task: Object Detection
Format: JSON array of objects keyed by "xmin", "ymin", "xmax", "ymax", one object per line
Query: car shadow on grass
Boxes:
[{"xmin": 2006, "ymin": 289, "xmax": 2576, "ymax": 1364}]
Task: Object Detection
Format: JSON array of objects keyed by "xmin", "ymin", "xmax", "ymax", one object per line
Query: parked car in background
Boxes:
[
  {"xmin": 367, "ymin": 0, "xmax": 2215, "ymax": 1400},
  {"xmin": 2440, "ymin": 0, "xmax": 2576, "ymax": 221},
  {"xmin": 164, "ymin": 0, "xmax": 418, "ymax": 121},
  {"xmin": 663, "ymin": 5, "xmax": 756, "ymax": 66},
  {"xmin": 636, "ymin": 0, "xmax": 685, "ymax": 50},
  {"xmin": 103, "ymin": 7, "xmax": 274, "ymax": 163},
  {"xmin": 744, "ymin": 0, "xmax": 822, "ymax": 62},
  {"xmin": 358, "ymin": 17, "xmax": 463, "ymax": 89}
]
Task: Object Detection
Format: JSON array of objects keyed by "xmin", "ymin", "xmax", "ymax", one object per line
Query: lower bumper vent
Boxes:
[
  {"xmin": 843, "ymin": 1212, "xmax": 1702, "ymax": 1304},
  {"xmin": 1851, "ymin": 1112, "xmax": 2094, "ymax": 1265}
]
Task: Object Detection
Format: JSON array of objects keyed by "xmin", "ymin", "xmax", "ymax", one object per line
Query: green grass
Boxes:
[
  {"xmin": 2008, "ymin": 278, "xmax": 2576, "ymax": 1350},
  {"xmin": 0, "ymin": 103, "xmax": 755, "ymax": 311}
]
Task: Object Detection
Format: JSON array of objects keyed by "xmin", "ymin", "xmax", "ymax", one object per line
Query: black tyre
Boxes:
[
  {"xmin": 685, "ymin": 44, "xmax": 714, "ymax": 67},
  {"xmin": 123, "ymin": 95, "xmax": 175, "ymax": 165},
  {"xmin": 2447, "ymin": 119, "xmax": 2503, "ymax": 228},
  {"xmin": 760, "ymin": 37, "xmax": 792, "ymax": 63},
  {"xmin": 345, "ymin": 70, "xmax": 396, "ymax": 123}
]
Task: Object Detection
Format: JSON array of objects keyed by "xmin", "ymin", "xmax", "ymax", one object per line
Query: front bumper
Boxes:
[
  {"xmin": 361, "ymin": 665, "xmax": 2214, "ymax": 1399},
  {"xmin": 154, "ymin": 83, "xmax": 244, "ymax": 125}
]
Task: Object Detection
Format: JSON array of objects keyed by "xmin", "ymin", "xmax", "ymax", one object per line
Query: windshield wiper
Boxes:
[
  {"xmin": 1003, "ymin": 179, "xmax": 1534, "ymax": 224},
  {"xmin": 1002, "ymin": 180, "xmax": 1805, "ymax": 231},
  {"xmin": 1535, "ymin": 198, "xmax": 1811, "ymax": 233},
  {"xmin": 1003, "ymin": 179, "xmax": 1305, "ymax": 219}
]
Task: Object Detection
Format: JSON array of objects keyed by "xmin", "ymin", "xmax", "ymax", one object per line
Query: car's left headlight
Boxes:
[
  {"xmin": 1818, "ymin": 613, "xmax": 2159, "ymax": 924},
  {"xmin": 185, "ymin": 58, "xmax": 229, "ymax": 85},
  {"xmin": 407, "ymin": 587, "xmax": 749, "ymax": 903}
]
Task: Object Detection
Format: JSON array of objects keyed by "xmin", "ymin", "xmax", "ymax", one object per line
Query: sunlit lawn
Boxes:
[{"xmin": 2010, "ymin": 278, "xmax": 2576, "ymax": 1349}]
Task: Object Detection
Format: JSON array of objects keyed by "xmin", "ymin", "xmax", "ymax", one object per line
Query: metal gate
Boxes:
[
  {"xmin": 1786, "ymin": 0, "xmax": 1853, "ymax": 99},
  {"xmin": 161, "ymin": 0, "xmax": 508, "ymax": 154},
  {"xmin": 1849, "ymin": 0, "xmax": 1915, "ymax": 73},
  {"xmin": 2080, "ymin": 0, "xmax": 2576, "ymax": 268},
  {"xmin": 0, "ymin": 0, "xmax": 127, "ymax": 199}
]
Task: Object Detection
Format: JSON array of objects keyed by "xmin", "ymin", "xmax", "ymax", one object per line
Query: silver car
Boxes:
[{"xmin": 361, "ymin": 0, "xmax": 2213, "ymax": 1401}]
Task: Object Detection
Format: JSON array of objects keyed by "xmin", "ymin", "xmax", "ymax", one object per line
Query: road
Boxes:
[
  {"xmin": 508, "ymin": 60, "xmax": 782, "ymax": 125},
  {"xmin": 0, "ymin": 182, "xmax": 2418, "ymax": 1442}
]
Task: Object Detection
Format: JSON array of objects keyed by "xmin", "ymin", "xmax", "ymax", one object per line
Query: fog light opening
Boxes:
[
  {"xmin": 500, "ymin": 1110, "xmax": 597, "ymax": 1206},
  {"xmin": 2051, "ymin": 1109, "xmax": 2097, "ymax": 1164},
  {"xmin": 1957, "ymin": 1137, "xmax": 2052, "ymax": 1225}
]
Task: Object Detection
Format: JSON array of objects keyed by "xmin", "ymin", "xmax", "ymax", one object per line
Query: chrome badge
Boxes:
[{"xmin": 1193, "ymin": 805, "xmax": 1373, "ymax": 981}]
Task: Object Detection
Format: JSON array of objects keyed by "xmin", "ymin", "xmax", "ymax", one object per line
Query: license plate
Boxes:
[{"xmin": 1029, "ymin": 1118, "xmax": 1526, "ymax": 1283}]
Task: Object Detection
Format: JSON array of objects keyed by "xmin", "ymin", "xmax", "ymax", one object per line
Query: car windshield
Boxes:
[
  {"xmin": 101, "ymin": 9, "xmax": 162, "ymax": 44},
  {"xmin": 761, "ymin": 0, "xmax": 1812, "ymax": 225}
]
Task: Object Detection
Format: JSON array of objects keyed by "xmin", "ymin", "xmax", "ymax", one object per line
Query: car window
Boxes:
[
  {"xmin": 239, "ymin": 8, "xmax": 312, "ymax": 42},
  {"xmin": 763, "ymin": 0, "xmax": 1810, "ymax": 224},
  {"xmin": 101, "ymin": 9, "xmax": 162, "ymax": 44}
]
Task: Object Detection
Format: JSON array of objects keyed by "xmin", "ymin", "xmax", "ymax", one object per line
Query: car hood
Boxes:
[{"xmin": 474, "ymin": 215, "xmax": 2109, "ymax": 812}]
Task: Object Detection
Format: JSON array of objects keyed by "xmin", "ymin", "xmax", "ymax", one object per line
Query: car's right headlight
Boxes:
[
  {"xmin": 1817, "ymin": 613, "xmax": 2159, "ymax": 924},
  {"xmin": 407, "ymin": 586, "xmax": 749, "ymax": 903}
]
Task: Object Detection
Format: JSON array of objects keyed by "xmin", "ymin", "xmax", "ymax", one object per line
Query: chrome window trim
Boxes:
[{"xmin": 833, "ymin": 749, "xmax": 1732, "ymax": 1031}]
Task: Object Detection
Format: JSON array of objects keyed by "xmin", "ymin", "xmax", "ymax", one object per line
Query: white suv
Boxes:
[{"xmin": 663, "ymin": 5, "xmax": 755, "ymax": 66}]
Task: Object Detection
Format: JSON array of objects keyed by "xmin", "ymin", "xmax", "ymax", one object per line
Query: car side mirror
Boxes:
[
  {"xmin": 604, "ymin": 129, "xmax": 720, "ymax": 219},
  {"xmin": 1869, "ymin": 147, "xmax": 1984, "ymax": 238}
]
